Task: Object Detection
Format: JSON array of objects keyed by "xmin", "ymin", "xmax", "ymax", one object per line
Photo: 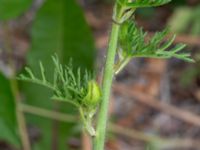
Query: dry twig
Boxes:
[{"xmin": 114, "ymin": 83, "xmax": 200, "ymax": 127}]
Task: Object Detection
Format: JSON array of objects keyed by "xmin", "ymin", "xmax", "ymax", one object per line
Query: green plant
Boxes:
[
  {"xmin": 19, "ymin": 55, "xmax": 101, "ymax": 136},
  {"xmin": 24, "ymin": 0, "xmax": 96, "ymax": 149},
  {"xmin": 0, "ymin": 0, "xmax": 95, "ymax": 149},
  {"xmin": 0, "ymin": 0, "xmax": 32, "ymax": 20},
  {"xmin": 94, "ymin": 0, "xmax": 193, "ymax": 149},
  {"xmin": 18, "ymin": 0, "xmax": 193, "ymax": 150}
]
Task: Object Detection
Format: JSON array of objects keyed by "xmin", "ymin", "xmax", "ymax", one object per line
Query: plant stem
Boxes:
[
  {"xmin": 20, "ymin": 103, "xmax": 78, "ymax": 122},
  {"xmin": 94, "ymin": 23, "xmax": 120, "ymax": 150},
  {"xmin": 82, "ymin": 130, "xmax": 92, "ymax": 150},
  {"xmin": 79, "ymin": 107, "xmax": 96, "ymax": 136},
  {"xmin": 10, "ymin": 79, "xmax": 31, "ymax": 150},
  {"xmin": 3, "ymin": 22, "xmax": 31, "ymax": 150},
  {"xmin": 20, "ymin": 104, "xmax": 200, "ymax": 149}
]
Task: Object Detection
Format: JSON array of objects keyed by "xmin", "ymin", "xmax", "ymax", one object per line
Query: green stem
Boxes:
[
  {"xmin": 20, "ymin": 103, "xmax": 78, "ymax": 123},
  {"xmin": 79, "ymin": 107, "xmax": 95, "ymax": 136},
  {"xmin": 10, "ymin": 79, "xmax": 31, "ymax": 150},
  {"xmin": 20, "ymin": 104, "xmax": 200, "ymax": 149},
  {"xmin": 94, "ymin": 23, "xmax": 120, "ymax": 150},
  {"xmin": 3, "ymin": 22, "xmax": 31, "ymax": 150}
]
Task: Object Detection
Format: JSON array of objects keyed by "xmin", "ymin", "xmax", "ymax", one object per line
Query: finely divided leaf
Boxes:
[
  {"xmin": 118, "ymin": 21, "xmax": 194, "ymax": 61},
  {"xmin": 126, "ymin": 0, "xmax": 171, "ymax": 8}
]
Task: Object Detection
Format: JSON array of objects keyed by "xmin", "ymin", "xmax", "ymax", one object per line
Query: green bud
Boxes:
[{"xmin": 83, "ymin": 80, "xmax": 101, "ymax": 107}]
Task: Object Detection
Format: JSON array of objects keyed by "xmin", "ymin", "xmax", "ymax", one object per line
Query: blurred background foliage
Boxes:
[{"xmin": 0, "ymin": 0, "xmax": 200, "ymax": 150}]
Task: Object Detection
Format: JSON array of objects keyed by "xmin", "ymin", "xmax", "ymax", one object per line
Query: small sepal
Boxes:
[{"xmin": 82, "ymin": 80, "xmax": 101, "ymax": 107}]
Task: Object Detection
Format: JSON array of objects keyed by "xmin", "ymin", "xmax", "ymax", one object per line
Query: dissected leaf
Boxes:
[
  {"xmin": 19, "ymin": 55, "xmax": 94, "ymax": 107},
  {"xmin": 126, "ymin": 0, "xmax": 171, "ymax": 8},
  {"xmin": 119, "ymin": 21, "xmax": 194, "ymax": 62},
  {"xmin": 115, "ymin": 20, "xmax": 194, "ymax": 74}
]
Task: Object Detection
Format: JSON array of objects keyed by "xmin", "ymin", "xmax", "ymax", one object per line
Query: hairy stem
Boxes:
[{"xmin": 94, "ymin": 23, "xmax": 120, "ymax": 150}]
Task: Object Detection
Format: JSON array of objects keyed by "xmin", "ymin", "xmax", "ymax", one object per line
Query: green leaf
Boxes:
[
  {"xmin": 20, "ymin": 0, "xmax": 96, "ymax": 149},
  {"xmin": 0, "ymin": 119, "xmax": 19, "ymax": 147},
  {"xmin": 0, "ymin": 73, "xmax": 19, "ymax": 147},
  {"xmin": 0, "ymin": 0, "xmax": 33, "ymax": 20},
  {"xmin": 115, "ymin": 20, "xmax": 194, "ymax": 74},
  {"xmin": 28, "ymin": 0, "xmax": 95, "ymax": 73},
  {"xmin": 119, "ymin": 21, "xmax": 193, "ymax": 61},
  {"xmin": 19, "ymin": 55, "xmax": 94, "ymax": 107}
]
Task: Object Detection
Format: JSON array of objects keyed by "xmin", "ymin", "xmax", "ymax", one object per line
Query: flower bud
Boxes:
[{"xmin": 83, "ymin": 80, "xmax": 101, "ymax": 107}]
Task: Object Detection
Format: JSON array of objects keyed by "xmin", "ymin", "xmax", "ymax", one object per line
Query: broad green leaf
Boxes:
[
  {"xmin": 0, "ymin": 119, "xmax": 19, "ymax": 146},
  {"xmin": 28, "ymin": 0, "xmax": 95, "ymax": 73},
  {"xmin": 0, "ymin": 0, "xmax": 33, "ymax": 20},
  {"xmin": 20, "ymin": 0, "xmax": 95, "ymax": 149},
  {"xmin": 0, "ymin": 73, "xmax": 19, "ymax": 147}
]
